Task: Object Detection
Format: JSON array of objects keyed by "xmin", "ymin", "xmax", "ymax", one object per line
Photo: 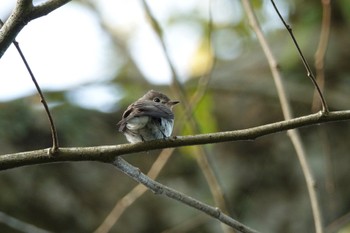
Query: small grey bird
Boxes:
[{"xmin": 117, "ymin": 90, "xmax": 179, "ymax": 143}]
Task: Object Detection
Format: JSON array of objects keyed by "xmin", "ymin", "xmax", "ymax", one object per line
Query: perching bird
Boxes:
[{"xmin": 117, "ymin": 90, "xmax": 179, "ymax": 143}]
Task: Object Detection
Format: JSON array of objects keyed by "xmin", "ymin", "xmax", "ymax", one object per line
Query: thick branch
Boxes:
[
  {"xmin": 0, "ymin": 0, "xmax": 32, "ymax": 58},
  {"xmin": 30, "ymin": 0, "xmax": 72, "ymax": 19},
  {"xmin": 0, "ymin": 0, "xmax": 71, "ymax": 58},
  {"xmin": 1, "ymin": 111, "xmax": 349, "ymax": 171}
]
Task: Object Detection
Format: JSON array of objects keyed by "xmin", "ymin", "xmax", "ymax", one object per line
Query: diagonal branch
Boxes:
[
  {"xmin": 0, "ymin": 0, "xmax": 72, "ymax": 150},
  {"xmin": 1, "ymin": 110, "xmax": 350, "ymax": 171},
  {"xmin": 269, "ymin": 2, "xmax": 326, "ymax": 232},
  {"xmin": 270, "ymin": 0, "xmax": 328, "ymax": 113},
  {"xmin": 242, "ymin": 1, "xmax": 326, "ymax": 232},
  {"xmin": 93, "ymin": 148, "xmax": 175, "ymax": 233},
  {"xmin": 113, "ymin": 157, "xmax": 259, "ymax": 233},
  {"xmin": 12, "ymin": 40, "xmax": 59, "ymax": 152},
  {"xmin": 30, "ymin": 0, "xmax": 72, "ymax": 19},
  {"xmin": 0, "ymin": 210, "xmax": 52, "ymax": 233}
]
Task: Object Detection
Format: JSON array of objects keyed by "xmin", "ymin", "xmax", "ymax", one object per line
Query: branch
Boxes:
[
  {"xmin": 30, "ymin": 0, "xmax": 72, "ymax": 19},
  {"xmin": 270, "ymin": 0, "xmax": 329, "ymax": 113},
  {"xmin": 93, "ymin": 148, "xmax": 175, "ymax": 233},
  {"xmin": 243, "ymin": 1, "xmax": 326, "ymax": 232},
  {"xmin": 0, "ymin": 0, "xmax": 71, "ymax": 58},
  {"xmin": 1, "ymin": 110, "xmax": 350, "ymax": 171},
  {"xmin": 113, "ymin": 157, "xmax": 260, "ymax": 233},
  {"xmin": 244, "ymin": 1, "xmax": 330, "ymax": 232},
  {"xmin": 13, "ymin": 40, "xmax": 59, "ymax": 152},
  {"xmin": 0, "ymin": 0, "xmax": 65, "ymax": 152}
]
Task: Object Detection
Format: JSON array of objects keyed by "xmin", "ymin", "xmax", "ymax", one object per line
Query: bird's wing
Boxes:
[
  {"xmin": 132, "ymin": 101, "xmax": 174, "ymax": 119},
  {"xmin": 116, "ymin": 101, "xmax": 174, "ymax": 132}
]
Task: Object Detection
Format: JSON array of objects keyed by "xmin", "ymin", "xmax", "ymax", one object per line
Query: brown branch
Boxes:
[
  {"xmin": 12, "ymin": 40, "xmax": 59, "ymax": 153},
  {"xmin": 270, "ymin": 0, "xmax": 329, "ymax": 113},
  {"xmin": 30, "ymin": 0, "xmax": 71, "ymax": 19},
  {"xmin": 113, "ymin": 157, "xmax": 260, "ymax": 233},
  {"xmin": 0, "ymin": 0, "xmax": 32, "ymax": 58},
  {"xmin": 1, "ymin": 110, "xmax": 350, "ymax": 171},
  {"xmin": 93, "ymin": 148, "xmax": 175, "ymax": 233},
  {"xmin": 0, "ymin": 0, "xmax": 64, "ymax": 152},
  {"xmin": 0, "ymin": 0, "xmax": 71, "ymax": 58},
  {"xmin": 242, "ymin": 1, "xmax": 325, "ymax": 233}
]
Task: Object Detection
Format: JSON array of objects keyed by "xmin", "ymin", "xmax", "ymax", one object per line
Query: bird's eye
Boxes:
[{"xmin": 153, "ymin": 97, "xmax": 160, "ymax": 102}]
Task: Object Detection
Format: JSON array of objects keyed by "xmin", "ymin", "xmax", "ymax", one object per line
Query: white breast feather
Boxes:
[
  {"xmin": 126, "ymin": 116, "xmax": 149, "ymax": 130},
  {"xmin": 162, "ymin": 119, "xmax": 174, "ymax": 137}
]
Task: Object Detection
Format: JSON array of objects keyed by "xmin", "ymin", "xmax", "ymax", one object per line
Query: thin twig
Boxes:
[
  {"xmin": 242, "ymin": 1, "xmax": 324, "ymax": 233},
  {"xmin": 0, "ymin": 0, "xmax": 71, "ymax": 152},
  {"xmin": 270, "ymin": 0, "xmax": 329, "ymax": 113},
  {"xmin": 113, "ymin": 157, "xmax": 260, "ymax": 233},
  {"xmin": 12, "ymin": 40, "xmax": 59, "ymax": 153}
]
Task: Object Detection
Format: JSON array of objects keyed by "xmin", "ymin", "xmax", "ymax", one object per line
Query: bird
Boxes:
[{"xmin": 117, "ymin": 90, "xmax": 179, "ymax": 143}]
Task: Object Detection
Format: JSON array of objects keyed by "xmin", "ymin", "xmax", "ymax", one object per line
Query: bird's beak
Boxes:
[{"xmin": 169, "ymin": 100, "xmax": 180, "ymax": 106}]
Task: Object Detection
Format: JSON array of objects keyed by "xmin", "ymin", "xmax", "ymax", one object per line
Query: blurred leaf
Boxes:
[{"xmin": 189, "ymin": 38, "xmax": 214, "ymax": 77}]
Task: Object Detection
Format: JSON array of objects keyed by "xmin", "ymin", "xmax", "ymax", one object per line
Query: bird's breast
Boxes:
[
  {"xmin": 126, "ymin": 116, "xmax": 149, "ymax": 130},
  {"xmin": 161, "ymin": 118, "xmax": 174, "ymax": 137}
]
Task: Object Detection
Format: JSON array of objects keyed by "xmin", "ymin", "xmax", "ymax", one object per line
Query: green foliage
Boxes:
[{"xmin": 193, "ymin": 92, "xmax": 217, "ymax": 134}]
